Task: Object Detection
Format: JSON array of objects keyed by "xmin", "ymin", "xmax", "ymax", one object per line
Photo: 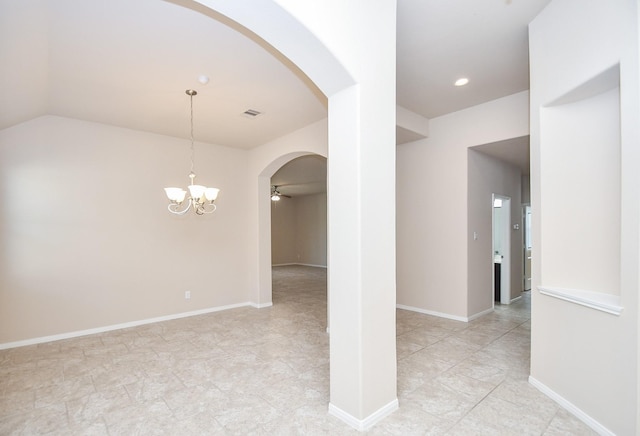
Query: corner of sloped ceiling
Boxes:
[{"xmin": 0, "ymin": 0, "xmax": 50, "ymax": 132}]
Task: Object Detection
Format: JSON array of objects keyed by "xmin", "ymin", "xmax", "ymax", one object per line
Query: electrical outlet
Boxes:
[{"xmin": 185, "ymin": 291, "xmax": 191, "ymax": 300}]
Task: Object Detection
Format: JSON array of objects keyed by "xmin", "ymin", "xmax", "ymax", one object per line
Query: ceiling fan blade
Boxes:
[{"xmin": 271, "ymin": 185, "xmax": 293, "ymax": 198}]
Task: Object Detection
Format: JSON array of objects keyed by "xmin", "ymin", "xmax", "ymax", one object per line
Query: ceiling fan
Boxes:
[{"xmin": 271, "ymin": 185, "xmax": 291, "ymax": 201}]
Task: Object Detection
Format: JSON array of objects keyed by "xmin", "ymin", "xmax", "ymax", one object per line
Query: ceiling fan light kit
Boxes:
[
  {"xmin": 271, "ymin": 186, "xmax": 282, "ymax": 201},
  {"xmin": 271, "ymin": 185, "xmax": 292, "ymax": 201},
  {"xmin": 164, "ymin": 89, "xmax": 220, "ymax": 215}
]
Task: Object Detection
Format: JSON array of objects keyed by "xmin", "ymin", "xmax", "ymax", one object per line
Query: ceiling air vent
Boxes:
[{"xmin": 241, "ymin": 109, "xmax": 262, "ymax": 119}]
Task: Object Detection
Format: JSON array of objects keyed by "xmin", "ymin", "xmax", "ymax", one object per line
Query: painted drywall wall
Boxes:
[
  {"xmin": 467, "ymin": 149, "xmax": 523, "ymax": 316},
  {"xmin": 0, "ymin": 115, "xmax": 251, "ymax": 345},
  {"xmin": 542, "ymin": 88, "xmax": 621, "ymax": 294},
  {"xmin": 271, "ymin": 193, "xmax": 327, "ymax": 267},
  {"xmin": 295, "ymin": 193, "xmax": 327, "ymax": 267},
  {"xmin": 521, "ymin": 175, "xmax": 530, "ymax": 204},
  {"xmin": 270, "ymin": 198, "xmax": 297, "ymax": 265},
  {"xmin": 396, "ymin": 91, "xmax": 529, "ymax": 319},
  {"xmin": 529, "ymin": 0, "xmax": 640, "ymax": 433}
]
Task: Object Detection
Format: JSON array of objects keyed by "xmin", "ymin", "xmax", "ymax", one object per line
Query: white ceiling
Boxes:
[
  {"xmin": 272, "ymin": 155, "xmax": 328, "ymax": 198},
  {"xmin": 0, "ymin": 0, "xmax": 327, "ymax": 149},
  {"xmin": 397, "ymin": 0, "xmax": 551, "ymax": 119},
  {"xmin": 1, "ymin": 0, "xmax": 549, "ymax": 191},
  {"xmin": 472, "ymin": 136, "xmax": 531, "ymax": 176}
]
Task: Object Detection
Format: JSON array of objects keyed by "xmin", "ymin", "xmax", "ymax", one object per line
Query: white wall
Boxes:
[
  {"xmin": 467, "ymin": 149, "xmax": 523, "ymax": 316},
  {"xmin": 0, "ymin": 115, "xmax": 251, "ymax": 345},
  {"xmin": 542, "ymin": 88, "xmax": 621, "ymax": 294},
  {"xmin": 529, "ymin": 0, "xmax": 640, "ymax": 433},
  {"xmin": 521, "ymin": 175, "xmax": 530, "ymax": 204},
  {"xmin": 271, "ymin": 193, "xmax": 327, "ymax": 267},
  {"xmin": 295, "ymin": 194, "xmax": 327, "ymax": 266},
  {"xmin": 397, "ymin": 91, "xmax": 529, "ymax": 319},
  {"xmin": 270, "ymin": 198, "xmax": 297, "ymax": 265}
]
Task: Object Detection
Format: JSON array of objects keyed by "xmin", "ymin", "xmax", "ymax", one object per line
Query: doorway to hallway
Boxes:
[{"xmin": 492, "ymin": 194, "xmax": 511, "ymax": 305}]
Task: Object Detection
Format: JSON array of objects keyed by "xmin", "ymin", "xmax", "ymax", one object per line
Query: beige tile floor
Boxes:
[{"xmin": 0, "ymin": 265, "xmax": 595, "ymax": 435}]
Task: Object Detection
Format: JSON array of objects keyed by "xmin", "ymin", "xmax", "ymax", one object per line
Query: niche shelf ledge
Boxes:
[{"xmin": 538, "ymin": 286, "xmax": 623, "ymax": 316}]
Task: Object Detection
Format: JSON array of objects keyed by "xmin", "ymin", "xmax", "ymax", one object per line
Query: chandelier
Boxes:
[{"xmin": 164, "ymin": 89, "xmax": 220, "ymax": 215}]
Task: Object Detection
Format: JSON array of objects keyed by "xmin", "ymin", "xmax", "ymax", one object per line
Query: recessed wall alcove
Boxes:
[{"xmin": 539, "ymin": 64, "xmax": 622, "ymax": 313}]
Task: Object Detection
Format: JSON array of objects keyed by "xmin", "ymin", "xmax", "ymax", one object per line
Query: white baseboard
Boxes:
[
  {"xmin": 396, "ymin": 304, "xmax": 469, "ymax": 322},
  {"xmin": 251, "ymin": 302, "xmax": 273, "ymax": 309},
  {"xmin": 510, "ymin": 295, "xmax": 523, "ymax": 304},
  {"xmin": 328, "ymin": 398, "xmax": 398, "ymax": 431},
  {"xmin": 0, "ymin": 302, "xmax": 255, "ymax": 350},
  {"xmin": 467, "ymin": 307, "xmax": 494, "ymax": 321},
  {"xmin": 528, "ymin": 376, "xmax": 614, "ymax": 436},
  {"xmin": 272, "ymin": 263, "xmax": 327, "ymax": 268}
]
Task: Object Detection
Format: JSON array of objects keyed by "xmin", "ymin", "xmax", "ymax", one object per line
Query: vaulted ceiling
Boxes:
[{"xmin": 1, "ymin": 0, "xmax": 549, "ymax": 189}]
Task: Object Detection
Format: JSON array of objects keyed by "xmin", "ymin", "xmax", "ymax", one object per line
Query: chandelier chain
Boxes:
[
  {"xmin": 163, "ymin": 88, "xmax": 219, "ymax": 215},
  {"xmin": 189, "ymin": 91, "xmax": 195, "ymax": 176}
]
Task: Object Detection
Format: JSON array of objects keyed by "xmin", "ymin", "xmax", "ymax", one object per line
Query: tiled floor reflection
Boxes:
[{"xmin": 0, "ymin": 265, "xmax": 595, "ymax": 435}]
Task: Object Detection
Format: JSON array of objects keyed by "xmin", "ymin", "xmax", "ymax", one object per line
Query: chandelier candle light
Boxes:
[{"xmin": 165, "ymin": 89, "xmax": 220, "ymax": 215}]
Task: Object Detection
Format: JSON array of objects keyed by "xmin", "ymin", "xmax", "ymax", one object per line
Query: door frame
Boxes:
[{"xmin": 492, "ymin": 194, "xmax": 511, "ymax": 305}]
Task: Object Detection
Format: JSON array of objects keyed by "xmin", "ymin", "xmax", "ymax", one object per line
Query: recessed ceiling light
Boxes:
[{"xmin": 454, "ymin": 78, "xmax": 469, "ymax": 87}]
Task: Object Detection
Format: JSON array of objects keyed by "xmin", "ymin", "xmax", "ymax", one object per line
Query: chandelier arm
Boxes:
[
  {"xmin": 168, "ymin": 201, "xmax": 192, "ymax": 215},
  {"xmin": 198, "ymin": 202, "xmax": 217, "ymax": 215}
]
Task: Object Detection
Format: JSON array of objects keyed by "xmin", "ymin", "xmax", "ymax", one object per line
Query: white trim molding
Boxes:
[
  {"xmin": 397, "ymin": 304, "xmax": 469, "ymax": 322},
  {"xmin": 529, "ymin": 376, "xmax": 615, "ymax": 436},
  {"xmin": 297, "ymin": 263, "xmax": 327, "ymax": 268},
  {"xmin": 272, "ymin": 263, "xmax": 327, "ymax": 268},
  {"xmin": 250, "ymin": 302, "xmax": 273, "ymax": 309},
  {"xmin": 397, "ymin": 305, "xmax": 495, "ymax": 323},
  {"xmin": 467, "ymin": 307, "xmax": 494, "ymax": 321},
  {"xmin": 0, "ymin": 302, "xmax": 255, "ymax": 350},
  {"xmin": 538, "ymin": 286, "xmax": 623, "ymax": 316},
  {"xmin": 328, "ymin": 398, "xmax": 398, "ymax": 431}
]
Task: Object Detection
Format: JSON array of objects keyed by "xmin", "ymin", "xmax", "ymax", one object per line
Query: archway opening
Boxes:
[
  {"xmin": 270, "ymin": 155, "xmax": 327, "ymax": 269},
  {"xmin": 257, "ymin": 151, "xmax": 327, "ymax": 306}
]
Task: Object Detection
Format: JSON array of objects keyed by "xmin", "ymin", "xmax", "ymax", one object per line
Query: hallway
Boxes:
[
  {"xmin": 273, "ymin": 265, "xmax": 594, "ymax": 434},
  {"xmin": 0, "ymin": 266, "xmax": 594, "ymax": 434}
]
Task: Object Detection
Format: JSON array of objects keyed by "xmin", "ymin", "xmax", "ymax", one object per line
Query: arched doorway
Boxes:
[
  {"xmin": 270, "ymin": 155, "xmax": 327, "ymax": 268},
  {"xmin": 270, "ymin": 155, "xmax": 328, "ymax": 330},
  {"xmin": 254, "ymin": 149, "xmax": 327, "ymax": 307},
  {"xmin": 169, "ymin": 1, "xmax": 398, "ymax": 428}
]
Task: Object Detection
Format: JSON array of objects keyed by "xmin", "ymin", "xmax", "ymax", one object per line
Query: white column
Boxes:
[
  {"xmin": 194, "ymin": 0, "xmax": 399, "ymax": 427},
  {"xmin": 327, "ymin": 82, "xmax": 398, "ymax": 428},
  {"xmin": 322, "ymin": 4, "xmax": 398, "ymax": 428}
]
